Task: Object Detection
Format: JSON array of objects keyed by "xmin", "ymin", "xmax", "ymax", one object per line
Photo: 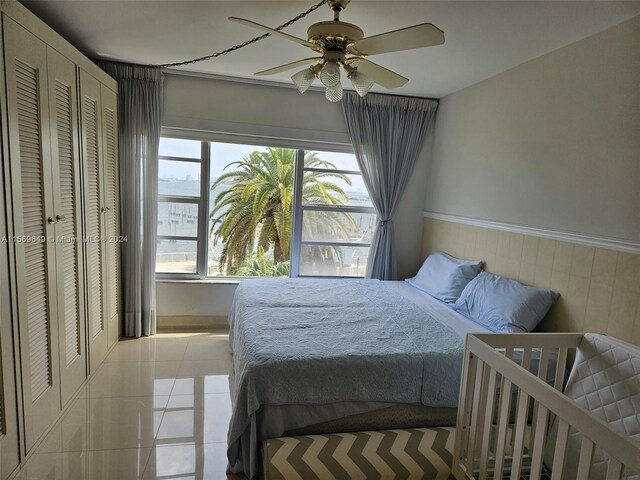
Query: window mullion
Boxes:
[
  {"xmin": 197, "ymin": 141, "xmax": 210, "ymax": 279},
  {"xmin": 300, "ymin": 204, "xmax": 376, "ymax": 214},
  {"xmin": 159, "ymin": 155, "xmax": 202, "ymax": 163},
  {"xmin": 290, "ymin": 149, "xmax": 305, "ymax": 278},
  {"xmin": 301, "ymin": 241, "xmax": 371, "ymax": 248},
  {"xmin": 303, "ymin": 167, "xmax": 361, "ymax": 176},
  {"xmin": 158, "ymin": 195, "xmax": 200, "ymax": 204}
]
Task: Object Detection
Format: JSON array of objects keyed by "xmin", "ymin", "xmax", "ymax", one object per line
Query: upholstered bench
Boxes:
[{"xmin": 262, "ymin": 426, "xmax": 456, "ymax": 480}]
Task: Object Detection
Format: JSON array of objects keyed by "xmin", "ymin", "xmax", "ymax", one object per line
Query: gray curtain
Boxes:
[
  {"xmin": 99, "ymin": 62, "xmax": 163, "ymax": 337},
  {"xmin": 342, "ymin": 92, "xmax": 438, "ymax": 280}
]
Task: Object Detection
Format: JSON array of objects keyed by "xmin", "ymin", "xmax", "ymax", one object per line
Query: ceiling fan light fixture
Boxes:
[
  {"xmin": 319, "ymin": 61, "xmax": 341, "ymax": 87},
  {"xmin": 325, "ymin": 81, "xmax": 343, "ymax": 102},
  {"xmin": 348, "ymin": 68, "xmax": 374, "ymax": 97},
  {"xmin": 291, "ymin": 67, "xmax": 317, "ymax": 93},
  {"xmin": 231, "ymin": 2, "xmax": 445, "ymax": 103}
]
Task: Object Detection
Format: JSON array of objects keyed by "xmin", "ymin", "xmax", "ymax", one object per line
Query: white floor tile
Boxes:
[
  {"xmin": 142, "ymin": 443, "xmax": 231, "ymax": 480},
  {"xmin": 13, "ymin": 448, "xmax": 152, "ymax": 480},
  {"xmin": 84, "ymin": 361, "xmax": 179, "ymax": 397},
  {"xmin": 106, "ymin": 337, "xmax": 189, "ymax": 363},
  {"xmin": 39, "ymin": 421, "xmax": 158, "ymax": 453},
  {"xmin": 17, "ymin": 332, "xmax": 234, "ymax": 479},
  {"xmin": 155, "ymin": 394, "xmax": 231, "ymax": 445},
  {"xmin": 60, "ymin": 395, "xmax": 170, "ymax": 426},
  {"xmin": 179, "ymin": 357, "xmax": 232, "ymax": 374},
  {"xmin": 183, "ymin": 335, "xmax": 232, "ymax": 361},
  {"xmin": 172, "ymin": 374, "xmax": 230, "ymax": 395}
]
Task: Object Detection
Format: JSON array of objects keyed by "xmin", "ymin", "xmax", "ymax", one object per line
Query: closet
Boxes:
[
  {"xmin": 80, "ymin": 71, "xmax": 121, "ymax": 371},
  {"xmin": 0, "ymin": 2, "xmax": 121, "ymax": 475}
]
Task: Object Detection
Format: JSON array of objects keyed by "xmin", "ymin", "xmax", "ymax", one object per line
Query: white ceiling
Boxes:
[{"xmin": 23, "ymin": 1, "xmax": 640, "ymax": 98}]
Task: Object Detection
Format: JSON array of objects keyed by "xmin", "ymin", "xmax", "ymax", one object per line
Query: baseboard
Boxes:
[{"xmin": 157, "ymin": 315, "xmax": 228, "ymax": 331}]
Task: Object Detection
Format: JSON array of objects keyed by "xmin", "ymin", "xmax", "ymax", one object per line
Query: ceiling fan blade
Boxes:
[
  {"xmin": 348, "ymin": 58, "xmax": 408, "ymax": 89},
  {"xmin": 255, "ymin": 58, "xmax": 321, "ymax": 76},
  {"xmin": 229, "ymin": 17, "xmax": 317, "ymax": 49},
  {"xmin": 352, "ymin": 23, "xmax": 444, "ymax": 56}
]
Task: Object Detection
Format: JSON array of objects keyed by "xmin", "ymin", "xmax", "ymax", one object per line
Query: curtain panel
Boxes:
[
  {"xmin": 98, "ymin": 62, "xmax": 163, "ymax": 337},
  {"xmin": 342, "ymin": 91, "xmax": 438, "ymax": 280}
]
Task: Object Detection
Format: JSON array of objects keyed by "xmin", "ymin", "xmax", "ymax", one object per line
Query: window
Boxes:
[
  {"xmin": 156, "ymin": 138, "xmax": 209, "ymax": 276},
  {"xmin": 291, "ymin": 150, "xmax": 375, "ymax": 277},
  {"xmin": 207, "ymin": 142, "xmax": 283, "ymax": 277},
  {"xmin": 156, "ymin": 135, "xmax": 374, "ymax": 279}
]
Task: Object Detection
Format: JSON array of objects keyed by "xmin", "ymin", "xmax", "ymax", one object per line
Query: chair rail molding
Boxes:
[{"xmin": 423, "ymin": 211, "xmax": 640, "ymax": 255}]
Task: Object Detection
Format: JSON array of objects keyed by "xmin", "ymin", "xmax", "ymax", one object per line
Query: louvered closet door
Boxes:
[
  {"xmin": 0, "ymin": 272, "xmax": 20, "ymax": 479},
  {"xmin": 47, "ymin": 47, "xmax": 86, "ymax": 406},
  {"xmin": 0, "ymin": 100, "xmax": 20, "ymax": 480},
  {"xmin": 80, "ymin": 70, "xmax": 108, "ymax": 372},
  {"xmin": 100, "ymin": 86, "xmax": 121, "ymax": 349},
  {"xmin": 3, "ymin": 17, "xmax": 61, "ymax": 452}
]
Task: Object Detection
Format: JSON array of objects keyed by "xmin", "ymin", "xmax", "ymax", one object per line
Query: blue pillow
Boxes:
[
  {"xmin": 453, "ymin": 272, "xmax": 559, "ymax": 333},
  {"xmin": 405, "ymin": 252, "xmax": 482, "ymax": 303}
]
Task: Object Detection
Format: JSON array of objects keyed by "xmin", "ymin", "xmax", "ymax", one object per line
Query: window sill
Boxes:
[{"xmin": 155, "ymin": 278, "xmax": 243, "ymax": 285}]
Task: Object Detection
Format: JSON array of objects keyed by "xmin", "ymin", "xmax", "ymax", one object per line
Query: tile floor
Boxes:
[{"xmin": 14, "ymin": 331, "xmax": 236, "ymax": 480}]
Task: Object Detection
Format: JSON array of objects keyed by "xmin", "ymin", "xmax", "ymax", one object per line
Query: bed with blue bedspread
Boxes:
[{"xmin": 225, "ymin": 278, "xmax": 489, "ymax": 479}]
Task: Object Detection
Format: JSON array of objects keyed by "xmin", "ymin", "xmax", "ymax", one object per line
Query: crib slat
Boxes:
[
  {"xmin": 529, "ymin": 348, "xmax": 552, "ymax": 451},
  {"xmin": 466, "ymin": 359, "xmax": 486, "ymax": 474},
  {"xmin": 554, "ymin": 347, "xmax": 568, "ymax": 391},
  {"xmin": 454, "ymin": 350, "xmax": 477, "ymax": 478},
  {"xmin": 509, "ymin": 348, "xmax": 532, "ymax": 479},
  {"xmin": 605, "ymin": 459, "xmax": 623, "ymax": 480},
  {"xmin": 550, "ymin": 419, "xmax": 570, "ymax": 480},
  {"xmin": 529, "ymin": 404, "xmax": 550, "ymax": 480},
  {"xmin": 510, "ymin": 391, "xmax": 531, "ymax": 480},
  {"xmin": 492, "ymin": 348, "xmax": 514, "ymax": 480},
  {"xmin": 479, "ymin": 368, "xmax": 498, "ymax": 479},
  {"xmin": 537, "ymin": 347, "xmax": 552, "ymax": 381},
  {"xmin": 575, "ymin": 436, "xmax": 595, "ymax": 479},
  {"xmin": 474, "ymin": 363, "xmax": 492, "ymax": 480}
]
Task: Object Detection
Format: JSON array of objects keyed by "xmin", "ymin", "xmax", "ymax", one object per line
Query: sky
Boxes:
[{"xmin": 158, "ymin": 137, "xmax": 368, "ymax": 194}]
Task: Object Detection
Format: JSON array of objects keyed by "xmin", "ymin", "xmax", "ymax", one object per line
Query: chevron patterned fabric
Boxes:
[{"xmin": 263, "ymin": 427, "xmax": 456, "ymax": 480}]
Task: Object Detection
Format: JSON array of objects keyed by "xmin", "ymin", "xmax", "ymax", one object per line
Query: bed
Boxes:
[{"xmin": 226, "ymin": 277, "xmax": 554, "ymax": 479}]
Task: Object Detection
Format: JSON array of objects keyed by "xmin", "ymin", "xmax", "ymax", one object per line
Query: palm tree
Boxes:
[
  {"xmin": 232, "ymin": 247, "xmax": 291, "ymax": 277},
  {"xmin": 209, "ymin": 148, "xmax": 354, "ymax": 273}
]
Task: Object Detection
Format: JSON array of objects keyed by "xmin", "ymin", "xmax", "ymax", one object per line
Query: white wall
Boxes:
[
  {"xmin": 424, "ymin": 15, "xmax": 640, "ymax": 243},
  {"xmin": 158, "ymin": 73, "xmax": 434, "ymax": 320},
  {"xmin": 163, "ymin": 73, "xmax": 351, "ymax": 146},
  {"xmin": 156, "ymin": 281, "xmax": 237, "ymax": 317}
]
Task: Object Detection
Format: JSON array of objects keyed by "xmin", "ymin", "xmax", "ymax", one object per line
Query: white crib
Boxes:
[{"xmin": 453, "ymin": 333, "xmax": 640, "ymax": 480}]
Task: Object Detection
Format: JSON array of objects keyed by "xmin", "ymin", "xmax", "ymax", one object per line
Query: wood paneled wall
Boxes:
[{"xmin": 421, "ymin": 218, "xmax": 640, "ymax": 345}]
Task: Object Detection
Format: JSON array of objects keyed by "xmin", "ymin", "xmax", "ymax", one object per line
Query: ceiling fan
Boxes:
[{"xmin": 229, "ymin": 0, "xmax": 444, "ymax": 102}]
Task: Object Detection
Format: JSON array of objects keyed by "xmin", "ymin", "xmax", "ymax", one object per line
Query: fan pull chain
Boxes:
[{"xmin": 147, "ymin": 0, "xmax": 327, "ymax": 69}]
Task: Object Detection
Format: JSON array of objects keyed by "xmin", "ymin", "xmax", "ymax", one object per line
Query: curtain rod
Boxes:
[{"xmin": 163, "ymin": 68, "xmax": 441, "ymax": 102}]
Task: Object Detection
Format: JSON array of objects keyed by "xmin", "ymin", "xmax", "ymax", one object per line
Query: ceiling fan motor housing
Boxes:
[{"xmin": 307, "ymin": 21, "xmax": 364, "ymax": 55}]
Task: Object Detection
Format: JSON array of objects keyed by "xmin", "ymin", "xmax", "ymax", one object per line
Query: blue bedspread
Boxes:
[{"xmin": 227, "ymin": 278, "xmax": 465, "ymax": 479}]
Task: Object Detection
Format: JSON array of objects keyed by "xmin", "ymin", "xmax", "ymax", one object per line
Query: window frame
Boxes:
[
  {"xmin": 156, "ymin": 139, "xmax": 210, "ymax": 280},
  {"xmin": 290, "ymin": 149, "xmax": 376, "ymax": 279},
  {"xmin": 156, "ymin": 130, "xmax": 373, "ymax": 280}
]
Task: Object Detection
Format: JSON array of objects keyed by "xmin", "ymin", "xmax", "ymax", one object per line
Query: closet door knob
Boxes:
[
  {"xmin": 47, "ymin": 216, "xmax": 56, "ymax": 224},
  {"xmin": 105, "ymin": 206, "xmax": 111, "ymax": 211},
  {"xmin": 101, "ymin": 207, "xmax": 106, "ymax": 213},
  {"xmin": 56, "ymin": 214, "xmax": 65, "ymax": 222}
]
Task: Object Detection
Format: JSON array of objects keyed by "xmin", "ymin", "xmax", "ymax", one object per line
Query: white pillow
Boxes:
[
  {"xmin": 405, "ymin": 252, "xmax": 482, "ymax": 303},
  {"xmin": 453, "ymin": 272, "xmax": 559, "ymax": 332}
]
